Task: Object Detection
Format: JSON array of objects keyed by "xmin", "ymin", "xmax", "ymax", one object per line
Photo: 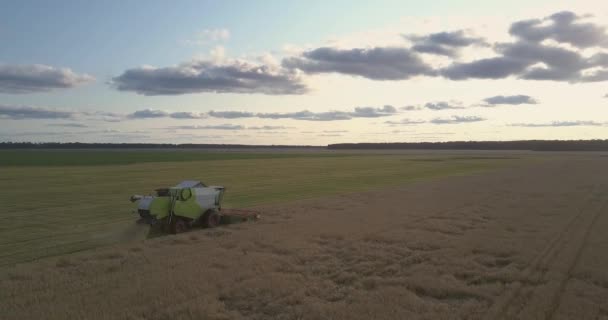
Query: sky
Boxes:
[{"xmin": 1, "ymin": 0, "xmax": 607, "ymax": 145}]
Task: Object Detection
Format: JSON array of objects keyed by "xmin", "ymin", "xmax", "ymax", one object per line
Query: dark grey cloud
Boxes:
[
  {"xmin": 257, "ymin": 110, "xmax": 351, "ymax": 121},
  {"xmin": 352, "ymin": 105, "xmax": 397, "ymax": 117},
  {"xmin": 0, "ymin": 104, "xmax": 77, "ymax": 119},
  {"xmin": 46, "ymin": 123, "xmax": 88, "ymax": 128},
  {"xmin": 209, "ymin": 105, "xmax": 397, "ymax": 121},
  {"xmin": 112, "ymin": 59, "xmax": 307, "ymax": 95},
  {"xmin": 590, "ymin": 53, "xmax": 608, "ymax": 67},
  {"xmin": 169, "ymin": 112, "xmax": 205, "ymax": 119},
  {"xmin": 282, "ymin": 47, "xmax": 434, "ymax": 80},
  {"xmin": 440, "ymin": 57, "xmax": 530, "ymax": 80},
  {"xmin": 0, "ymin": 106, "xmax": 129, "ymax": 122},
  {"xmin": 128, "ymin": 109, "xmax": 205, "ymax": 119},
  {"xmin": 581, "ymin": 70, "xmax": 608, "ymax": 82},
  {"xmin": 509, "ymin": 11, "xmax": 608, "ymax": 48},
  {"xmin": 430, "ymin": 115, "xmax": 485, "ymax": 124},
  {"xmin": 171, "ymin": 124, "xmax": 292, "ymax": 131},
  {"xmin": 128, "ymin": 109, "xmax": 169, "ymax": 119},
  {"xmin": 424, "ymin": 101, "xmax": 464, "ymax": 110},
  {"xmin": 483, "ymin": 95, "xmax": 538, "ymax": 105},
  {"xmin": 411, "ymin": 43, "xmax": 455, "ymax": 57},
  {"xmin": 0, "ymin": 64, "xmax": 94, "ymax": 94},
  {"xmin": 109, "ymin": 11, "xmax": 608, "ymax": 91},
  {"xmin": 385, "ymin": 119, "xmax": 426, "ymax": 125},
  {"xmin": 407, "ymin": 30, "xmax": 486, "ymax": 57},
  {"xmin": 208, "ymin": 110, "xmax": 255, "ymax": 118},
  {"xmin": 509, "ymin": 120, "xmax": 606, "ymax": 127},
  {"xmin": 604, "ymin": 93, "xmax": 608, "ymax": 98},
  {"xmin": 2, "ymin": 104, "xmax": 398, "ymax": 123},
  {"xmin": 440, "ymin": 40, "xmax": 607, "ymax": 82},
  {"xmin": 28, "ymin": 10, "xmax": 596, "ymax": 104},
  {"xmin": 172, "ymin": 124, "xmax": 245, "ymax": 130},
  {"xmin": 440, "ymin": 12, "xmax": 608, "ymax": 82},
  {"xmin": 248, "ymin": 125, "xmax": 290, "ymax": 130},
  {"xmin": 500, "ymin": 41, "xmax": 588, "ymax": 81},
  {"xmin": 2, "ymin": 129, "xmax": 146, "ymax": 140}
]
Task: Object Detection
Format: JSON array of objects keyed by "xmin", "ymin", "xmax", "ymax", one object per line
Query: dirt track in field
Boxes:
[{"xmin": 2, "ymin": 155, "xmax": 608, "ymax": 320}]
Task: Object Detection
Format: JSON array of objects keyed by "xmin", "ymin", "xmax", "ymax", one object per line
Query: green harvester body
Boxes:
[{"xmin": 130, "ymin": 180, "xmax": 258, "ymax": 233}]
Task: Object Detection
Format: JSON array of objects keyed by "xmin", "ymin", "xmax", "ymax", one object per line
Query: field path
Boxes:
[
  {"xmin": 484, "ymin": 185, "xmax": 607, "ymax": 319},
  {"xmin": 2, "ymin": 154, "xmax": 608, "ymax": 320}
]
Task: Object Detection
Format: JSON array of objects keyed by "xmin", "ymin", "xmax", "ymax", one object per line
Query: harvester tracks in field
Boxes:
[
  {"xmin": 483, "ymin": 186, "xmax": 606, "ymax": 320},
  {"xmin": 545, "ymin": 192, "xmax": 606, "ymax": 320}
]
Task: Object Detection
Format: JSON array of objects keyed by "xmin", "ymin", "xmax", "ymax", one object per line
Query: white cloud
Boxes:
[
  {"xmin": 0, "ymin": 64, "xmax": 94, "ymax": 94},
  {"xmin": 185, "ymin": 28, "xmax": 230, "ymax": 45}
]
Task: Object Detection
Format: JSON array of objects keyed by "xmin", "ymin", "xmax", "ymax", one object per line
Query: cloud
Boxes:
[
  {"xmin": 323, "ymin": 130, "xmax": 348, "ymax": 133},
  {"xmin": 208, "ymin": 110, "xmax": 255, "ymax": 118},
  {"xmin": 430, "ymin": 115, "xmax": 485, "ymax": 124},
  {"xmin": 0, "ymin": 64, "xmax": 94, "ymax": 94},
  {"xmin": 439, "ymin": 41, "xmax": 603, "ymax": 82},
  {"xmin": 400, "ymin": 105, "xmax": 420, "ymax": 111},
  {"xmin": 500, "ymin": 41, "xmax": 588, "ymax": 81},
  {"xmin": 0, "ymin": 106, "xmax": 126, "ymax": 122},
  {"xmin": 352, "ymin": 105, "xmax": 397, "ymax": 117},
  {"xmin": 128, "ymin": 109, "xmax": 169, "ymax": 119},
  {"xmin": 0, "ymin": 104, "xmax": 77, "ymax": 119},
  {"xmin": 46, "ymin": 123, "xmax": 88, "ymax": 128},
  {"xmin": 112, "ymin": 58, "xmax": 307, "ymax": 95},
  {"xmin": 111, "ymin": 11, "xmax": 608, "ymax": 92},
  {"xmin": 248, "ymin": 125, "xmax": 290, "ymax": 130},
  {"xmin": 509, "ymin": 120, "xmax": 606, "ymax": 127},
  {"xmin": 424, "ymin": 101, "xmax": 464, "ymax": 110},
  {"xmin": 169, "ymin": 112, "xmax": 206, "ymax": 119},
  {"xmin": 185, "ymin": 28, "xmax": 230, "ymax": 45},
  {"xmin": 1, "ymin": 104, "xmax": 398, "ymax": 123},
  {"xmin": 483, "ymin": 95, "xmax": 538, "ymax": 105},
  {"xmin": 127, "ymin": 109, "xmax": 205, "ymax": 119},
  {"xmin": 605, "ymin": 93, "xmax": 608, "ymax": 98},
  {"xmin": 170, "ymin": 124, "xmax": 292, "ymax": 131},
  {"xmin": 172, "ymin": 124, "xmax": 245, "ymax": 130},
  {"xmin": 440, "ymin": 13, "xmax": 608, "ymax": 82},
  {"xmin": 257, "ymin": 110, "xmax": 351, "ymax": 121},
  {"xmin": 407, "ymin": 30, "xmax": 486, "ymax": 57},
  {"xmin": 440, "ymin": 57, "xmax": 530, "ymax": 80},
  {"xmin": 509, "ymin": 11, "xmax": 608, "ymax": 48},
  {"xmin": 208, "ymin": 105, "xmax": 397, "ymax": 121},
  {"xmin": 385, "ymin": 119, "xmax": 426, "ymax": 125},
  {"xmin": 282, "ymin": 47, "xmax": 434, "ymax": 80}
]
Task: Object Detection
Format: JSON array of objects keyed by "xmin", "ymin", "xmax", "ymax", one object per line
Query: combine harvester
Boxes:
[{"xmin": 130, "ymin": 180, "xmax": 259, "ymax": 234}]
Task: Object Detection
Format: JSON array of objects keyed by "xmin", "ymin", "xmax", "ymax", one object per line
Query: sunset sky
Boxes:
[{"xmin": 1, "ymin": 0, "xmax": 607, "ymax": 144}]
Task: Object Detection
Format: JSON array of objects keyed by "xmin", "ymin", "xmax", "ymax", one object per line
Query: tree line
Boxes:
[
  {"xmin": 327, "ymin": 140, "xmax": 608, "ymax": 151},
  {"xmin": 0, "ymin": 142, "xmax": 320, "ymax": 149},
  {"xmin": 2, "ymin": 140, "xmax": 608, "ymax": 151}
]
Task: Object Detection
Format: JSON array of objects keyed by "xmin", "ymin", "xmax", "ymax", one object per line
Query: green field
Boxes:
[
  {"xmin": 0, "ymin": 151, "xmax": 526, "ymax": 266},
  {"xmin": 0, "ymin": 150, "xmax": 347, "ymax": 166}
]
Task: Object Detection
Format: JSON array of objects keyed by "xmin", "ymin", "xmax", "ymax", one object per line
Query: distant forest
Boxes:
[
  {"xmin": 1, "ymin": 140, "xmax": 608, "ymax": 151},
  {"xmin": 328, "ymin": 140, "xmax": 608, "ymax": 151},
  {"xmin": 0, "ymin": 142, "xmax": 320, "ymax": 149}
]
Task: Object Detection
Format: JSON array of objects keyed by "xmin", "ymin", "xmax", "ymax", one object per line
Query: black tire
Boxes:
[
  {"xmin": 202, "ymin": 210, "xmax": 221, "ymax": 228},
  {"xmin": 170, "ymin": 217, "xmax": 190, "ymax": 234},
  {"xmin": 158, "ymin": 218, "xmax": 170, "ymax": 233}
]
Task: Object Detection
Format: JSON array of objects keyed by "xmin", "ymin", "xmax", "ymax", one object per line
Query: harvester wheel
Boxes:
[
  {"xmin": 158, "ymin": 218, "xmax": 170, "ymax": 233},
  {"xmin": 202, "ymin": 210, "xmax": 221, "ymax": 228},
  {"xmin": 170, "ymin": 217, "xmax": 190, "ymax": 234}
]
